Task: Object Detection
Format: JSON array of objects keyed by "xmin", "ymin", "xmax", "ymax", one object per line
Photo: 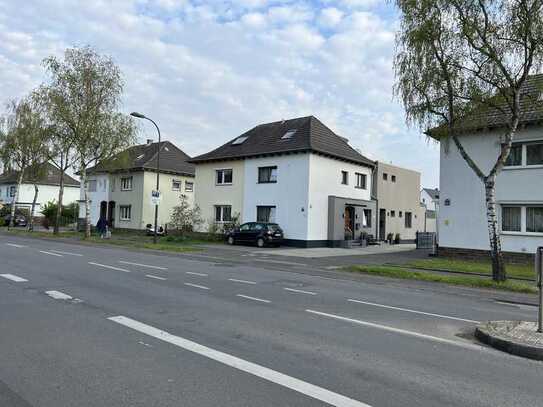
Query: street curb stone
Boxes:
[{"xmin": 475, "ymin": 321, "xmax": 543, "ymax": 361}]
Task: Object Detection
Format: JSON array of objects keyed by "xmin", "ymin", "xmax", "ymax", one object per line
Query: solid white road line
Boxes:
[
  {"xmin": 119, "ymin": 261, "xmax": 167, "ymax": 270},
  {"xmin": 347, "ymin": 299, "xmax": 480, "ymax": 324},
  {"xmin": 236, "ymin": 294, "xmax": 271, "ymax": 304},
  {"xmin": 39, "ymin": 250, "xmax": 63, "ymax": 257},
  {"xmin": 184, "ymin": 283, "xmax": 210, "ymax": 290},
  {"xmin": 49, "ymin": 250, "xmax": 83, "ymax": 257},
  {"xmin": 0, "ymin": 274, "xmax": 28, "ymax": 282},
  {"xmin": 45, "ymin": 290, "xmax": 73, "ymax": 300},
  {"xmin": 5, "ymin": 243, "xmax": 25, "ymax": 248},
  {"xmin": 109, "ymin": 316, "xmax": 371, "ymax": 407},
  {"xmin": 88, "ymin": 262, "xmax": 131, "ymax": 273},
  {"xmin": 186, "ymin": 271, "xmax": 208, "ymax": 277},
  {"xmin": 306, "ymin": 309, "xmax": 484, "ymax": 351},
  {"xmin": 145, "ymin": 274, "xmax": 167, "ymax": 281},
  {"xmin": 284, "ymin": 288, "xmax": 317, "ymax": 296},
  {"xmin": 228, "ymin": 278, "xmax": 257, "ymax": 285}
]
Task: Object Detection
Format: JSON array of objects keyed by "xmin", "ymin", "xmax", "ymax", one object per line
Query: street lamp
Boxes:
[{"xmin": 131, "ymin": 112, "xmax": 161, "ymax": 244}]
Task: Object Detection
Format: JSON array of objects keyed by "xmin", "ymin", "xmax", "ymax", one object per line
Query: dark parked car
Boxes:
[
  {"xmin": 226, "ymin": 222, "xmax": 284, "ymax": 247},
  {"xmin": 4, "ymin": 214, "xmax": 27, "ymax": 227}
]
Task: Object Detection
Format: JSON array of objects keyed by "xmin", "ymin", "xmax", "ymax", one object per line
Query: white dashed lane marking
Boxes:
[
  {"xmin": 236, "ymin": 294, "xmax": 271, "ymax": 304},
  {"xmin": 119, "ymin": 261, "xmax": 167, "ymax": 270},
  {"xmin": 186, "ymin": 272, "xmax": 208, "ymax": 277},
  {"xmin": 45, "ymin": 290, "xmax": 73, "ymax": 300},
  {"xmin": 0, "ymin": 274, "xmax": 28, "ymax": 282},
  {"xmin": 5, "ymin": 243, "xmax": 25, "ymax": 248},
  {"xmin": 88, "ymin": 262, "xmax": 131, "ymax": 273},
  {"xmin": 284, "ymin": 288, "xmax": 317, "ymax": 296},
  {"xmin": 228, "ymin": 278, "xmax": 257, "ymax": 285},
  {"xmin": 49, "ymin": 250, "xmax": 83, "ymax": 257},
  {"xmin": 39, "ymin": 250, "xmax": 63, "ymax": 257},
  {"xmin": 184, "ymin": 283, "xmax": 210, "ymax": 290},
  {"xmin": 145, "ymin": 274, "xmax": 167, "ymax": 281}
]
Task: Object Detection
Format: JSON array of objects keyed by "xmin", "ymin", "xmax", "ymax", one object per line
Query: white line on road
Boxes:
[
  {"xmin": 184, "ymin": 283, "xmax": 210, "ymax": 290},
  {"xmin": 306, "ymin": 309, "xmax": 484, "ymax": 351},
  {"xmin": 5, "ymin": 243, "xmax": 25, "ymax": 248},
  {"xmin": 347, "ymin": 299, "xmax": 480, "ymax": 324},
  {"xmin": 39, "ymin": 250, "xmax": 63, "ymax": 257},
  {"xmin": 45, "ymin": 290, "xmax": 73, "ymax": 300},
  {"xmin": 146, "ymin": 274, "xmax": 167, "ymax": 281},
  {"xmin": 228, "ymin": 278, "xmax": 257, "ymax": 285},
  {"xmin": 88, "ymin": 262, "xmax": 131, "ymax": 273},
  {"xmin": 284, "ymin": 287, "xmax": 317, "ymax": 296},
  {"xmin": 49, "ymin": 250, "xmax": 83, "ymax": 257},
  {"xmin": 236, "ymin": 294, "xmax": 271, "ymax": 303},
  {"xmin": 108, "ymin": 316, "xmax": 370, "ymax": 407},
  {"xmin": 0, "ymin": 274, "xmax": 28, "ymax": 282},
  {"xmin": 186, "ymin": 271, "xmax": 208, "ymax": 277},
  {"xmin": 119, "ymin": 261, "xmax": 167, "ymax": 270}
]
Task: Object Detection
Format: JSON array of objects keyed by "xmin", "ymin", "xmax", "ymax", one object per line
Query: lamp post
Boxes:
[{"xmin": 131, "ymin": 112, "xmax": 161, "ymax": 244}]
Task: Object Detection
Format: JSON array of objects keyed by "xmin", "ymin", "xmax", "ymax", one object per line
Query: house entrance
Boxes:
[
  {"xmin": 344, "ymin": 206, "xmax": 355, "ymax": 240},
  {"xmin": 379, "ymin": 208, "xmax": 386, "ymax": 240}
]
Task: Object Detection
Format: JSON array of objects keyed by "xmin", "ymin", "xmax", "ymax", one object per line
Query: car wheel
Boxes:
[
  {"xmin": 227, "ymin": 236, "xmax": 235, "ymax": 245},
  {"xmin": 256, "ymin": 238, "xmax": 265, "ymax": 248}
]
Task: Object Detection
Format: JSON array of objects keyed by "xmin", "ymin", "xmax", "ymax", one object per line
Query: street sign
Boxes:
[{"xmin": 151, "ymin": 190, "xmax": 161, "ymax": 206}]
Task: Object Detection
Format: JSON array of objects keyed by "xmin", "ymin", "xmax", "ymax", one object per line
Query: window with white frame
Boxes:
[
  {"xmin": 120, "ymin": 176, "xmax": 133, "ymax": 191},
  {"xmin": 355, "ymin": 173, "xmax": 367, "ymax": 189},
  {"xmin": 258, "ymin": 166, "xmax": 277, "ymax": 183},
  {"xmin": 215, "ymin": 205, "xmax": 232, "ymax": 222},
  {"xmin": 216, "ymin": 169, "xmax": 233, "ymax": 185},
  {"xmin": 9, "ymin": 186, "xmax": 16, "ymax": 197},
  {"xmin": 341, "ymin": 171, "xmax": 349, "ymax": 185},
  {"xmin": 504, "ymin": 141, "xmax": 543, "ymax": 167},
  {"xmin": 501, "ymin": 205, "xmax": 543, "ymax": 233},
  {"xmin": 405, "ymin": 212, "xmax": 412, "ymax": 228},
  {"xmin": 501, "ymin": 206, "xmax": 521, "ymax": 232},
  {"xmin": 172, "ymin": 180, "xmax": 182, "ymax": 191},
  {"xmin": 185, "ymin": 181, "xmax": 194, "ymax": 192},
  {"xmin": 87, "ymin": 180, "xmax": 97, "ymax": 192},
  {"xmin": 526, "ymin": 207, "xmax": 543, "ymax": 233},
  {"xmin": 119, "ymin": 205, "xmax": 132, "ymax": 221},
  {"xmin": 257, "ymin": 206, "xmax": 276, "ymax": 223}
]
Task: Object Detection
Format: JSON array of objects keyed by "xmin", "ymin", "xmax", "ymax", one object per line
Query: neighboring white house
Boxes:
[
  {"xmin": 432, "ymin": 74, "xmax": 543, "ymax": 260},
  {"xmin": 420, "ymin": 188, "xmax": 439, "ymax": 233},
  {"xmin": 0, "ymin": 163, "xmax": 80, "ymax": 216},
  {"xmin": 80, "ymin": 140, "xmax": 195, "ymax": 230},
  {"xmin": 190, "ymin": 116, "xmax": 377, "ymax": 247}
]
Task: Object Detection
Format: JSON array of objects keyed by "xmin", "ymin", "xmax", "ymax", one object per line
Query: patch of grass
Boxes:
[
  {"xmin": 405, "ymin": 258, "xmax": 534, "ymax": 280},
  {"xmin": 344, "ymin": 265, "xmax": 537, "ymax": 294}
]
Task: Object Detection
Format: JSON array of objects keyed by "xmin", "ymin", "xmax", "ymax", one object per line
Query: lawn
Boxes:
[
  {"xmin": 344, "ymin": 265, "xmax": 536, "ymax": 294},
  {"xmin": 405, "ymin": 258, "xmax": 535, "ymax": 280}
]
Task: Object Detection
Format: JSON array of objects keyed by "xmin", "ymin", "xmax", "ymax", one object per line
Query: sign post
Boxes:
[
  {"xmin": 151, "ymin": 190, "xmax": 161, "ymax": 206},
  {"xmin": 536, "ymin": 247, "xmax": 543, "ymax": 333}
]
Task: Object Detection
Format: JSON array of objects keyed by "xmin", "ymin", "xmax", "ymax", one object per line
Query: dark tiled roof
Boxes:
[
  {"xmin": 429, "ymin": 74, "xmax": 543, "ymax": 139},
  {"xmin": 87, "ymin": 141, "xmax": 195, "ymax": 176},
  {"xmin": 422, "ymin": 188, "xmax": 439, "ymax": 200},
  {"xmin": 189, "ymin": 116, "xmax": 375, "ymax": 167},
  {"xmin": 0, "ymin": 162, "xmax": 80, "ymax": 187}
]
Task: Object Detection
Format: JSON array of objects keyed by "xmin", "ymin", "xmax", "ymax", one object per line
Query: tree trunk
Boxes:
[
  {"xmin": 54, "ymin": 169, "xmax": 65, "ymax": 235},
  {"xmin": 82, "ymin": 166, "xmax": 91, "ymax": 239},
  {"xmin": 484, "ymin": 177, "xmax": 506, "ymax": 281},
  {"xmin": 28, "ymin": 184, "xmax": 39, "ymax": 232},
  {"xmin": 9, "ymin": 170, "xmax": 24, "ymax": 230}
]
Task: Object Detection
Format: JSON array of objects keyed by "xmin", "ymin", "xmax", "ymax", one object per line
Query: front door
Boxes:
[
  {"xmin": 344, "ymin": 206, "xmax": 354, "ymax": 239},
  {"xmin": 379, "ymin": 208, "xmax": 386, "ymax": 240},
  {"xmin": 107, "ymin": 201, "xmax": 116, "ymax": 228}
]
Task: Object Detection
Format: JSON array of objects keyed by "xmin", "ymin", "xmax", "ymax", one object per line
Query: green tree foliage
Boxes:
[{"xmin": 170, "ymin": 194, "xmax": 203, "ymax": 236}]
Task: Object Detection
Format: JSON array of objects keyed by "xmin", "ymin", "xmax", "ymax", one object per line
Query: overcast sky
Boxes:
[{"xmin": 0, "ymin": 0, "xmax": 440, "ymax": 187}]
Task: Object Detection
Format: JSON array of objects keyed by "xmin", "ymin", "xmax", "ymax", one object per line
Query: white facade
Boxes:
[
  {"xmin": 439, "ymin": 126, "xmax": 543, "ymax": 254},
  {"xmin": 421, "ymin": 189, "xmax": 439, "ymax": 211},
  {"xmin": 0, "ymin": 183, "xmax": 80, "ymax": 216}
]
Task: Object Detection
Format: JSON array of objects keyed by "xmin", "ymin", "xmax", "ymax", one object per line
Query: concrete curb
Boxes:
[{"xmin": 475, "ymin": 321, "xmax": 543, "ymax": 361}]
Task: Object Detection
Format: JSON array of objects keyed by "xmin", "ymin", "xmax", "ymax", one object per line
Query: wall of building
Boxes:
[
  {"xmin": 1, "ymin": 183, "xmax": 79, "ymax": 216},
  {"xmin": 421, "ymin": 190, "xmax": 438, "ymax": 211},
  {"xmin": 243, "ymin": 153, "xmax": 310, "ymax": 240},
  {"xmin": 307, "ymin": 154, "xmax": 373, "ymax": 241},
  {"xmin": 375, "ymin": 162, "xmax": 424, "ymax": 241},
  {"xmin": 439, "ymin": 126, "xmax": 543, "ymax": 254},
  {"xmin": 78, "ymin": 174, "xmax": 110, "ymax": 225},
  {"xmin": 193, "ymin": 160, "xmax": 245, "ymax": 232},
  {"xmin": 108, "ymin": 172, "xmax": 145, "ymax": 230}
]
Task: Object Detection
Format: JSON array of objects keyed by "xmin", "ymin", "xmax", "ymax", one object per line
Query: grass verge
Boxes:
[
  {"xmin": 344, "ymin": 265, "xmax": 536, "ymax": 294},
  {"xmin": 405, "ymin": 258, "xmax": 534, "ymax": 280}
]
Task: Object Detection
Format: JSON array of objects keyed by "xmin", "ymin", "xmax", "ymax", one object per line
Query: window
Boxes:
[
  {"xmin": 257, "ymin": 206, "xmax": 276, "ymax": 223},
  {"xmin": 390, "ymin": 210, "xmax": 395, "ymax": 217},
  {"xmin": 399, "ymin": 211, "xmax": 403, "ymax": 218},
  {"xmin": 502, "ymin": 206, "xmax": 521, "ymax": 232},
  {"xmin": 258, "ymin": 166, "xmax": 278, "ymax": 183},
  {"xmin": 119, "ymin": 205, "xmax": 132, "ymax": 221},
  {"xmin": 172, "ymin": 180, "xmax": 181, "ymax": 191},
  {"xmin": 341, "ymin": 171, "xmax": 349, "ymax": 185},
  {"xmin": 281, "ymin": 129, "xmax": 297, "ymax": 140},
  {"xmin": 185, "ymin": 182, "xmax": 194, "ymax": 192},
  {"xmin": 505, "ymin": 144, "xmax": 522, "ymax": 166},
  {"xmin": 391, "ymin": 175, "xmax": 396, "ymax": 183},
  {"xmin": 527, "ymin": 143, "xmax": 543, "ymax": 166},
  {"xmin": 110, "ymin": 178, "xmax": 116, "ymax": 192},
  {"xmin": 363, "ymin": 209, "xmax": 372, "ymax": 228},
  {"xmin": 405, "ymin": 212, "xmax": 412, "ymax": 228},
  {"xmin": 383, "ymin": 173, "xmax": 388, "ymax": 181},
  {"xmin": 120, "ymin": 176, "xmax": 133, "ymax": 191},
  {"xmin": 214, "ymin": 205, "xmax": 232, "ymax": 222},
  {"xmin": 526, "ymin": 207, "xmax": 543, "ymax": 233},
  {"xmin": 87, "ymin": 180, "xmax": 97, "ymax": 192},
  {"xmin": 355, "ymin": 173, "xmax": 367, "ymax": 189},
  {"xmin": 216, "ymin": 169, "xmax": 233, "ymax": 185},
  {"xmin": 232, "ymin": 136, "xmax": 248, "ymax": 145},
  {"xmin": 9, "ymin": 186, "xmax": 16, "ymax": 197}
]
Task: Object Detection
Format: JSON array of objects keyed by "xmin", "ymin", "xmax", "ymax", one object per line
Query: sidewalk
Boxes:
[{"xmin": 476, "ymin": 321, "xmax": 543, "ymax": 360}]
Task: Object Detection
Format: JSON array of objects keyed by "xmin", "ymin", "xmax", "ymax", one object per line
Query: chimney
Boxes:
[{"xmin": 146, "ymin": 139, "xmax": 153, "ymax": 145}]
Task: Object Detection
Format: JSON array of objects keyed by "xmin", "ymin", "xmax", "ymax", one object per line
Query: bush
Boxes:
[{"xmin": 41, "ymin": 201, "xmax": 79, "ymax": 227}]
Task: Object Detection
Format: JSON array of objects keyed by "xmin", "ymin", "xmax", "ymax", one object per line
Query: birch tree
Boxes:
[
  {"xmin": 394, "ymin": 0, "xmax": 543, "ymax": 281},
  {"xmin": 41, "ymin": 46, "xmax": 137, "ymax": 238}
]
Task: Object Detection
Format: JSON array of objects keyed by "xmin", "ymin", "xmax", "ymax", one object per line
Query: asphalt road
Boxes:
[{"xmin": 0, "ymin": 235, "xmax": 542, "ymax": 407}]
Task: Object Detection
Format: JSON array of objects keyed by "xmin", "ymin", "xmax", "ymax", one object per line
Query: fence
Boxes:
[{"xmin": 416, "ymin": 232, "xmax": 437, "ymax": 251}]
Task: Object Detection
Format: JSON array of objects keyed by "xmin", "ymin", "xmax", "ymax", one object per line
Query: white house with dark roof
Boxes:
[
  {"xmin": 190, "ymin": 116, "xmax": 377, "ymax": 247},
  {"xmin": 432, "ymin": 74, "xmax": 543, "ymax": 259},
  {"xmin": 80, "ymin": 140, "xmax": 195, "ymax": 230}
]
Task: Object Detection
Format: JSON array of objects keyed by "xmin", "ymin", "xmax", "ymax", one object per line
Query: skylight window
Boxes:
[
  {"xmin": 232, "ymin": 136, "xmax": 249, "ymax": 145},
  {"xmin": 281, "ymin": 129, "xmax": 297, "ymax": 140}
]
